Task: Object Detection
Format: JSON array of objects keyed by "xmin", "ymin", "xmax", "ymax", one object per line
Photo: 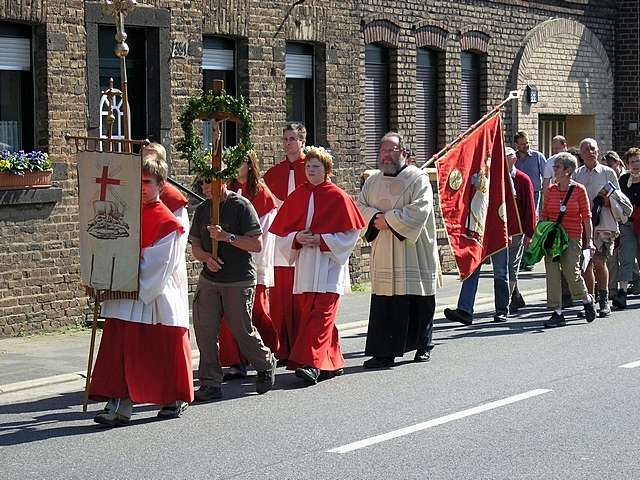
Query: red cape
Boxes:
[
  {"xmin": 269, "ymin": 181, "xmax": 365, "ymax": 236},
  {"xmin": 160, "ymin": 182, "xmax": 188, "ymax": 213},
  {"xmin": 263, "ymin": 156, "xmax": 306, "ymax": 202},
  {"xmin": 230, "ymin": 182, "xmax": 278, "ymax": 218},
  {"xmin": 141, "ymin": 200, "xmax": 184, "ymax": 248}
]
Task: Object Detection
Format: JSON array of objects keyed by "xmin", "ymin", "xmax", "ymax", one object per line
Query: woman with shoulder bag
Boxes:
[{"xmin": 540, "ymin": 152, "xmax": 596, "ymax": 328}]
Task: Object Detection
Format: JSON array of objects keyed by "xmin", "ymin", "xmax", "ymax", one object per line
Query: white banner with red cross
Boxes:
[{"xmin": 77, "ymin": 151, "xmax": 141, "ymax": 298}]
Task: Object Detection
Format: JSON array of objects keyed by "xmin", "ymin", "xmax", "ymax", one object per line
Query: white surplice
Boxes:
[
  {"xmin": 277, "ymin": 194, "xmax": 359, "ymax": 295},
  {"xmin": 357, "ymin": 166, "xmax": 439, "ymax": 297},
  {"xmin": 237, "ymin": 187, "xmax": 277, "ymax": 288},
  {"xmin": 99, "ymin": 226, "xmax": 189, "ymax": 329}
]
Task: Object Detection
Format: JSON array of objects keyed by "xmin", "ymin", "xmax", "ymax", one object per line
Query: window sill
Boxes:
[{"xmin": 0, "ymin": 187, "xmax": 62, "ymax": 207}]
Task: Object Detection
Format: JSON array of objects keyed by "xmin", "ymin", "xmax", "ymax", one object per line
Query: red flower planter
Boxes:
[{"xmin": 0, "ymin": 170, "xmax": 53, "ymax": 190}]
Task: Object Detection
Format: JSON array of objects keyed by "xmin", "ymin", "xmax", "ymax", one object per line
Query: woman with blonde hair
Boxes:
[{"xmin": 270, "ymin": 147, "xmax": 365, "ymax": 385}]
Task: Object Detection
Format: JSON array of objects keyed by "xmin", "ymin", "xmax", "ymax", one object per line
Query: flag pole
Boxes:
[{"xmin": 421, "ymin": 90, "xmax": 520, "ymax": 170}]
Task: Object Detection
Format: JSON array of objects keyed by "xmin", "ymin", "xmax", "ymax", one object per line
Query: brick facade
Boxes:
[
  {"xmin": 0, "ymin": 0, "xmax": 625, "ymax": 335},
  {"xmin": 614, "ymin": 0, "xmax": 640, "ymax": 154}
]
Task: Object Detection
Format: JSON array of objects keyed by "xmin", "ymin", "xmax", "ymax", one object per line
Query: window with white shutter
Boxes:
[
  {"xmin": 460, "ymin": 51, "xmax": 480, "ymax": 133},
  {"xmin": 365, "ymin": 43, "xmax": 390, "ymax": 167},
  {"xmin": 416, "ymin": 48, "xmax": 438, "ymax": 164},
  {"xmin": 202, "ymin": 37, "xmax": 237, "ymax": 149},
  {"xmin": 0, "ymin": 22, "xmax": 33, "ymax": 151},
  {"xmin": 286, "ymin": 43, "xmax": 315, "ymax": 146}
]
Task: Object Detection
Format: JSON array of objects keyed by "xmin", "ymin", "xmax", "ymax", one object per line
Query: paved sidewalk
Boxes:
[{"xmin": 0, "ymin": 263, "xmax": 548, "ymax": 393}]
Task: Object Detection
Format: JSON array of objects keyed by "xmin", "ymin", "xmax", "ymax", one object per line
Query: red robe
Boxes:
[
  {"xmin": 160, "ymin": 182, "xmax": 188, "ymax": 213},
  {"xmin": 270, "ymin": 181, "xmax": 366, "ymax": 237},
  {"xmin": 270, "ymin": 181, "xmax": 365, "ymax": 371},
  {"xmin": 89, "ymin": 201, "xmax": 194, "ymax": 405},
  {"xmin": 262, "ymin": 156, "xmax": 306, "ymax": 202},
  {"xmin": 218, "ymin": 183, "xmax": 281, "ymax": 365},
  {"xmin": 262, "ymin": 155, "xmax": 307, "ymax": 359}
]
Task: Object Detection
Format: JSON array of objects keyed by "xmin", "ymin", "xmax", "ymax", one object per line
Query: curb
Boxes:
[{"xmin": 0, "ymin": 288, "xmax": 548, "ymax": 396}]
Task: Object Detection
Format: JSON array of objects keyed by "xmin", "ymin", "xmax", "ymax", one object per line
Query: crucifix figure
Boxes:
[{"xmin": 201, "ymin": 80, "xmax": 242, "ymax": 257}]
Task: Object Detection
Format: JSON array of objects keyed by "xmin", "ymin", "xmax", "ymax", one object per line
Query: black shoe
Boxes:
[
  {"xmin": 157, "ymin": 401, "xmax": 188, "ymax": 419},
  {"xmin": 295, "ymin": 366, "xmax": 320, "ymax": 385},
  {"xmin": 612, "ymin": 289, "xmax": 627, "ymax": 310},
  {"xmin": 363, "ymin": 356, "xmax": 394, "ymax": 369},
  {"xmin": 222, "ymin": 364, "xmax": 248, "ymax": 382},
  {"xmin": 493, "ymin": 314, "xmax": 508, "ymax": 323},
  {"xmin": 194, "ymin": 385, "xmax": 223, "ymax": 402},
  {"xmin": 413, "ymin": 349, "xmax": 431, "ymax": 362},
  {"xmin": 629, "ymin": 282, "xmax": 640, "ymax": 295},
  {"xmin": 444, "ymin": 307, "xmax": 473, "ymax": 326},
  {"xmin": 318, "ymin": 368, "xmax": 344, "ymax": 381},
  {"xmin": 256, "ymin": 355, "xmax": 277, "ymax": 394},
  {"xmin": 94, "ymin": 411, "xmax": 131, "ymax": 427},
  {"xmin": 598, "ymin": 290, "xmax": 611, "ymax": 317},
  {"xmin": 584, "ymin": 299, "xmax": 596, "ymax": 323},
  {"xmin": 544, "ymin": 312, "xmax": 566, "ymax": 328}
]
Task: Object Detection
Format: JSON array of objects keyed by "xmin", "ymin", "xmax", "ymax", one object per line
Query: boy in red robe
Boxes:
[
  {"xmin": 269, "ymin": 147, "xmax": 365, "ymax": 385},
  {"xmin": 90, "ymin": 147, "xmax": 194, "ymax": 426},
  {"xmin": 262, "ymin": 123, "xmax": 308, "ymax": 362}
]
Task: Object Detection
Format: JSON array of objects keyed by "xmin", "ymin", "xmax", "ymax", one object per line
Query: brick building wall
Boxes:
[
  {"xmin": 614, "ymin": 0, "xmax": 640, "ymax": 154},
  {"xmin": 0, "ymin": 0, "xmax": 621, "ymax": 335}
]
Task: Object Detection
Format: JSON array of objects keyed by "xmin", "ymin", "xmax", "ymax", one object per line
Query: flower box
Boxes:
[
  {"xmin": 0, "ymin": 150, "xmax": 53, "ymax": 190},
  {"xmin": 0, "ymin": 170, "xmax": 53, "ymax": 190}
]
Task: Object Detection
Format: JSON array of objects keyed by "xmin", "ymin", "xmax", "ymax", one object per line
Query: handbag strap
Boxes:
[{"xmin": 556, "ymin": 184, "xmax": 576, "ymax": 224}]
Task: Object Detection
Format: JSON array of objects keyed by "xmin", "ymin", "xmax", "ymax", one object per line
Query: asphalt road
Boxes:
[{"xmin": 1, "ymin": 300, "xmax": 639, "ymax": 479}]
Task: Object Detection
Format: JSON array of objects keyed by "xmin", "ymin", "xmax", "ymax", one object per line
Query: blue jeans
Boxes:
[
  {"xmin": 458, "ymin": 248, "xmax": 510, "ymax": 316},
  {"xmin": 533, "ymin": 190, "xmax": 541, "ymax": 215}
]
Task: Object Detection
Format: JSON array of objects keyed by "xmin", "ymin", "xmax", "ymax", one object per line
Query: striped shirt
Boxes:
[{"xmin": 541, "ymin": 182, "xmax": 591, "ymax": 239}]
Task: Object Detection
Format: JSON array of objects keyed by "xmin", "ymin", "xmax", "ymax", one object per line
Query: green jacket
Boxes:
[{"xmin": 524, "ymin": 220, "xmax": 570, "ymax": 266}]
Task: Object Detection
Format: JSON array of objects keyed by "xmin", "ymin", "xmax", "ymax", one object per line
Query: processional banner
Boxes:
[
  {"xmin": 77, "ymin": 151, "xmax": 141, "ymax": 299},
  {"xmin": 436, "ymin": 115, "xmax": 522, "ymax": 280}
]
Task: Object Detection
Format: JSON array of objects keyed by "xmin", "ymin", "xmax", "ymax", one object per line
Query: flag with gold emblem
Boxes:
[{"xmin": 436, "ymin": 115, "xmax": 521, "ymax": 280}]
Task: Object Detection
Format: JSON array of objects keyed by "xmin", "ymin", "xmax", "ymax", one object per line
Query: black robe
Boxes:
[{"xmin": 364, "ymin": 294, "xmax": 435, "ymax": 358}]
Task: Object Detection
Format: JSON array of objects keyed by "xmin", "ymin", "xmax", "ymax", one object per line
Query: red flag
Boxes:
[{"xmin": 436, "ymin": 115, "xmax": 522, "ymax": 280}]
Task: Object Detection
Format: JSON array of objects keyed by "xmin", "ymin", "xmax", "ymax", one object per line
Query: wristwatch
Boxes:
[{"xmin": 227, "ymin": 233, "xmax": 237, "ymax": 243}]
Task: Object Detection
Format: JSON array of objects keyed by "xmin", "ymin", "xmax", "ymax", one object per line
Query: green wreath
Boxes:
[{"xmin": 176, "ymin": 89, "xmax": 253, "ymax": 180}]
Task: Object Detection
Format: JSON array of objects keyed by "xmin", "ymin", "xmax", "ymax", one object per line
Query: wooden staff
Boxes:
[
  {"xmin": 421, "ymin": 90, "xmax": 520, "ymax": 169},
  {"xmin": 83, "ymin": 299, "xmax": 100, "ymax": 412},
  {"xmin": 210, "ymin": 80, "xmax": 225, "ymax": 258}
]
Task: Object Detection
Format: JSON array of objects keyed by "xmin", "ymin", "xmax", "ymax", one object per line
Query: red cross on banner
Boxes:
[{"xmin": 95, "ymin": 165, "xmax": 121, "ymax": 200}]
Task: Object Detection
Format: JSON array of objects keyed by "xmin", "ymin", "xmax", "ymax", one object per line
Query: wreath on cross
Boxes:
[{"xmin": 176, "ymin": 89, "xmax": 253, "ymax": 180}]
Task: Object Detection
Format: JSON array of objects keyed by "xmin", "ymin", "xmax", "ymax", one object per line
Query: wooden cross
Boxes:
[{"xmin": 200, "ymin": 79, "xmax": 242, "ymax": 257}]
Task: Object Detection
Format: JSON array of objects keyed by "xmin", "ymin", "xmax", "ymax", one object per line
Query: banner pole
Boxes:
[
  {"xmin": 421, "ymin": 90, "xmax": 520, "ymax": 170},
  {"xmin": 83, "ymin": 299, "xmax": 100, "ymax": 412}
]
